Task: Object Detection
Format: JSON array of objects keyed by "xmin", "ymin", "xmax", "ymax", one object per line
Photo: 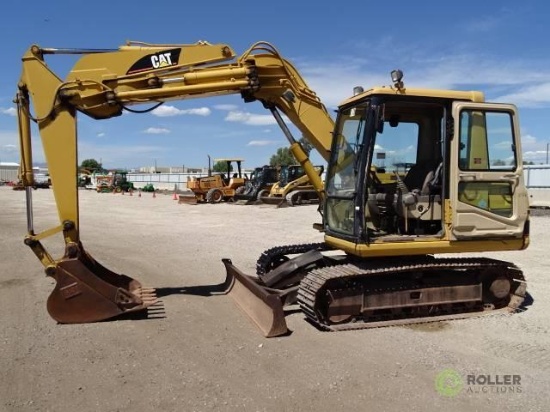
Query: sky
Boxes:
[{"xmin": 1, "ymin": 0, "xmax": 549, "ymax": 170}]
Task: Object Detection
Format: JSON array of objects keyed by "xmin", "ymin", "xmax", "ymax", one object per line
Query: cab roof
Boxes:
[{"xmin": 339, "ymin": 86, "xmax": 485, "ymax": 107}]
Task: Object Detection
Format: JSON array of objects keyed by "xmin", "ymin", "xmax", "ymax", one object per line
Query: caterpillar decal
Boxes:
[{"xmin": 126, "ymin": 48, "xmax": 181, "ymax": 74}]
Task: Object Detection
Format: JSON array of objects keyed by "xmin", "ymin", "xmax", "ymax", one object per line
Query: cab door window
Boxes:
[{"xmin": 458, "ymin": 110, "xmax": 516, "ymax": 217}]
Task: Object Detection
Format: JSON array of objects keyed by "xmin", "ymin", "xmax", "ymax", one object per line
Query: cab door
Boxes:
[{"xmin": 450, "ymin": 102, "xmax": 529, "ymax": 239}]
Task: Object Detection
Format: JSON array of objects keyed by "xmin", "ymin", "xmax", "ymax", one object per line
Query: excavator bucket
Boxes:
[
  {"xmin": 222, "ymin": 259, "xmax": 289, "ymax": 337},
  {"xmin": 46, "ymin": 247, "xmax": 157, "ymax": 323}
]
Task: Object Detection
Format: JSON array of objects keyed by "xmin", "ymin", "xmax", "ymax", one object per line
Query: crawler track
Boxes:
[
  {"xmin": 297, "ymin": 257, "xmax": 526, "ymax": 332},
  {"xmin": 256, "ymin": 242, "xmax": 331, "ymax": 276}
]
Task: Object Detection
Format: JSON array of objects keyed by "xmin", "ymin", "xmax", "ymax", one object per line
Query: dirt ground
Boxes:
[{"xmin": 1, "ymin": 186, "xmax": 549, "ymax": 412}]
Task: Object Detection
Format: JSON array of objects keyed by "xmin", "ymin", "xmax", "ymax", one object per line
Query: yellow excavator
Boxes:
[{"xmin": 16, "ymin": 40, "xmax": 529, "ymax": 337}]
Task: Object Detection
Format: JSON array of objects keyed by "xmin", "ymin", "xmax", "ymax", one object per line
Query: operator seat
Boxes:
[
  {"xmin": 219, "ymin": 173, "xmax": 229, "ymax": 185},
  {"xmin": 393, "ymin": 158, "xmax": 443, "ymax": 224},
  {"xmin": 420, "ymin": 161, "xmax": 443, "ymax": 195},
  {"xmin": 402, "ymin": 159, "xmax": 441, "ymax": 193}
]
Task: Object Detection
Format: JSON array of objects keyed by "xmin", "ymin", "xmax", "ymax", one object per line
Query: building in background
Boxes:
[
  {"xmin": 0, "ymin": 163, "xmax": 50, "ymax": 184},
  {"xmin": 0, "ymin": 162, "xmax": 19, "ymax": 183}
]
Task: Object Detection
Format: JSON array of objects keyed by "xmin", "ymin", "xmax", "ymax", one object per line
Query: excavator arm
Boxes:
[{"xmin": 16, "ymin": 40, "xmax": 335, "ymax": 325}]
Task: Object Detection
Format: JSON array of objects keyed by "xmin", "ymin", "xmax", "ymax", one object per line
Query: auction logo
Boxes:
[
  {"xmin": 435, "ymin": 369, "xmax": 463, "ymax": 397},
  {"xmin": 435, "ymin": 369, "xmax": 522, "ymax": 397}
]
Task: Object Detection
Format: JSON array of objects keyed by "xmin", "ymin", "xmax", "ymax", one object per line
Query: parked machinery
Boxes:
[
  {"xmin": 233, "ymin": 165, "xmax": 279, "ymax": 204},
  {"xmin": 260, "ymin": 164, "xmax": 324, "ymax": 207},
  {"xmin": 95, "ymin": 170, "xmax": 134, "ymax": 193},
  {"xmin": 180, "ymin": 158, "xmax": 246, "ymax": 204}
]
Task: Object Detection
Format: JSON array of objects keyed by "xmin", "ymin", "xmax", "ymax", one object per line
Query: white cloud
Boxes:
[
  {"xmin": 0, "ymin": 131, "xmax": 18, "ymax": 148},
  {"xmin": 152, "ymin": 105, "xmax": 211, "ymax": 117},
  {"xmin": 225, "ymin": 110, "xmax": 278, "ymax": 126},
  {"xmin": 463, "ymin": 16, "xmax": 502, "ymax": 33},
  {"xmin": 510, "ymin": 134, "xmax": 550, "ymax": 163},
  {"xmin": 522, "ymin": 150, "xmax": 548, "ymax": 162},
  {"xmin": 77, "ymin": 141, "xmax": 166, "ymax": 167},
  {"xmin": 520, "ymin": 134, "xmax": 539, "ymax": 151},
  {"xmin": 296, "ymin": 50, "xmax": 550, "ymax": 109},
  {"xmin": 507, "ymin": 133, "xmax": 549, "ymax": 163},
  {"xmin": 462, "ymin": 7, "xmax": 514, "ymax": 33},
  {"xmin": 494, "ymin": 83, "xmax": 550, "ymax": 108},
  {"xmin": 0, "ymin": 130, "xmax": 43, "ymax": 162},
  {"xmin": 213, "ymin": 104, "xmax": 239, "ymax": 111},
  {"xmin": 143, "ymin": 127, "xmax": 171, "ymax": 134},
  {"xmin": 97, "ymin": 132, "xmax": 105, "ymax": 137},
  {"xmin": 247, "ymin": 140, "xmax": 278, "ymax": 146},
  {"xmin": 1, "ymin": 107, "xmax": 16, "ymax": 116},
  {"xmin": 2, "ymin": 144, "xmax": 17, "ymax": 152}
]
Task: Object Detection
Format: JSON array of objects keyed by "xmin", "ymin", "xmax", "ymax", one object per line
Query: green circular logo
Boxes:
[{"xmin": 435, "ymin": 369, "xmax": 463, "ymax": 397}]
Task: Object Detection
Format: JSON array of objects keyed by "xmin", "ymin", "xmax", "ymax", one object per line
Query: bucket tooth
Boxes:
[{"xmin": 222, "ymin": 259, "xmax": 288, "ymax": 338}]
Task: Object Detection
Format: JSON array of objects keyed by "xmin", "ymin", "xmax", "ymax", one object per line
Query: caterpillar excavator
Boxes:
[{"xmin": 16, "ymin": 40, "xmax": 529, "ymax": 337}]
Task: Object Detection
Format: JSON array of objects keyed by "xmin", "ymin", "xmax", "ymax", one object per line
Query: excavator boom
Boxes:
[{"xmin": 16, "ymin": 40, "xmax": 334, "ymax": 325}]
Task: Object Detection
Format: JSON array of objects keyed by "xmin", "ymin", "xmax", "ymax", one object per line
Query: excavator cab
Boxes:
[{"xmin": 324, "ymin": 87, "xmax": 529, "ymax": 245}]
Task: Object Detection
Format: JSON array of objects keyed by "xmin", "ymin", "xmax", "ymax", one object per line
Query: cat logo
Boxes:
[
  {"xmin": 126, "ymin": 48, "xmax": 181, "ymax": 74},
  {"xmin": 151, "ymin": 52, "xmax": 173, "ymax": 69}
]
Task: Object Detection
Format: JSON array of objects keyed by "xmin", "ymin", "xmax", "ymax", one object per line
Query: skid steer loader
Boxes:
[{"xmin": 233, "ymin": 165, "xmax": 279, "ymax": 205}]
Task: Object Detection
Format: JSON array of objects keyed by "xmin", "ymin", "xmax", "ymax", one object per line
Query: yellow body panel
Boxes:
[{"xmin": 325, "ymin": 235, "xmax": 528, "ymax": 258}]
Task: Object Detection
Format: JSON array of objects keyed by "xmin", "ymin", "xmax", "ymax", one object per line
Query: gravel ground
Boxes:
[{"xmin": 1, "ymin": 186, "xmax": 549, "ymax": 412}]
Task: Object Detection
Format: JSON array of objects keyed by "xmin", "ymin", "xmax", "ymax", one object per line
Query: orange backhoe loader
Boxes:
[{"xmin": 179, "ymin": 158, "xmax": 246, "ymax": 204}]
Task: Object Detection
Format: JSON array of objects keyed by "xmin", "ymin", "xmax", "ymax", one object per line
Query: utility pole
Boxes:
[{"xmin": 546, "ymin": 142, "xmax": 549, "ymax": 165}]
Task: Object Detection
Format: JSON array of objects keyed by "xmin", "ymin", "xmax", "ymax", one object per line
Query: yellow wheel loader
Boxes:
[
  {"xmin": 259, "ymin": 164, "xmax": 324, "ymax": 207},
  {"xmin": 179, "ymin": 158, "xmax": 246, "ymax": 204},
  {"xmin": 15, "ymin": 41, "xmax": 529, "ymax": 337}
]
